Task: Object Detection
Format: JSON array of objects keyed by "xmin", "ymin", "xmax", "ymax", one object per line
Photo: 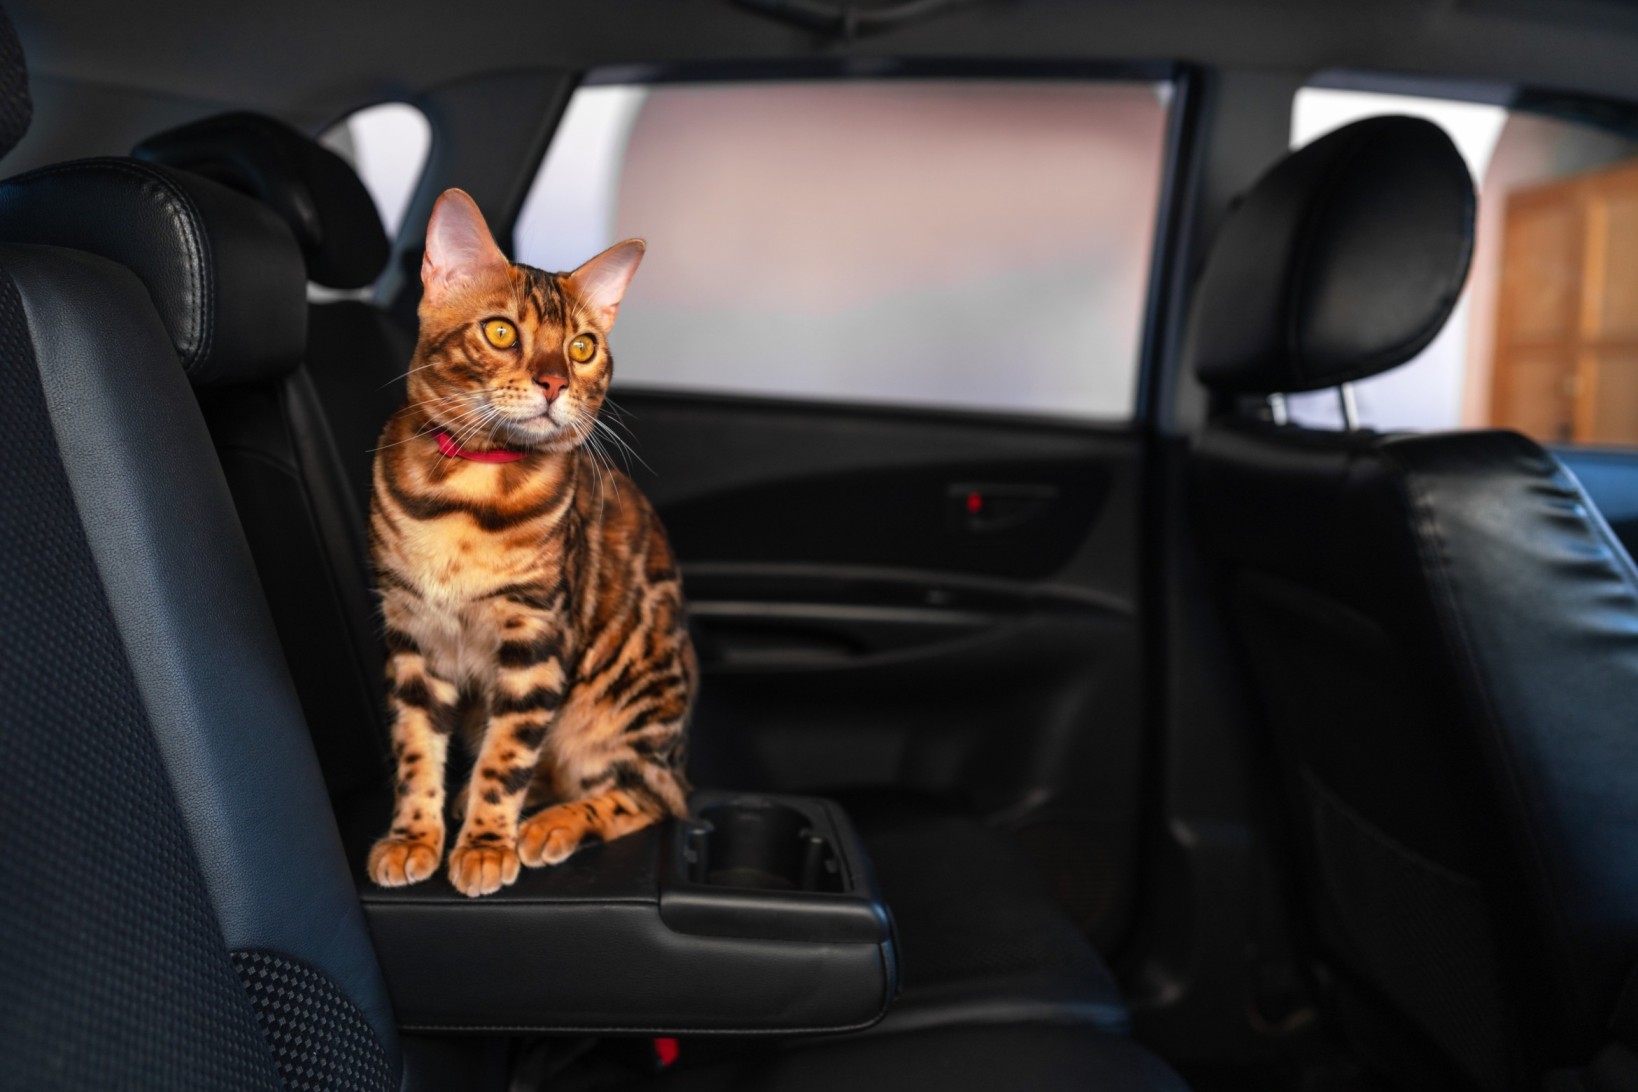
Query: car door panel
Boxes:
[{"xmin": 615, "ymin": 388, "xmax": 1146, "ymax": 946}]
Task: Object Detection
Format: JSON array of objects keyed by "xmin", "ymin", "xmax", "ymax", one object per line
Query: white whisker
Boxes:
[
  {"xmin": 591, "ymin": 415, "xmax": 650, "ymax": 475},
  {"xmin": 370, "ymin": 399, "xmax": 499, "ymax": 453},
  {"xmin": 376, "ymin": 359, "xmax": 446, "ymax": 390}
]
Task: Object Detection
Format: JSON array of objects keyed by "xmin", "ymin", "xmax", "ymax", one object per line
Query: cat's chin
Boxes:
[{"xmin": 494, "ymin": 413, "xmax": 581, "ymax": 453}]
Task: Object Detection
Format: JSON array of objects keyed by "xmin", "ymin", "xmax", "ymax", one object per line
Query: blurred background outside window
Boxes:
[{"xmin": 515, "ymin": 79, "xmax": 1172, "ymax": 420}]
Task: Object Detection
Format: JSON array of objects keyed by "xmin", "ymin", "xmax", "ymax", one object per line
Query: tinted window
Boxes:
[{"xmin": 516, "ymin": 79, "xmax": 1171, "ymax": 420}]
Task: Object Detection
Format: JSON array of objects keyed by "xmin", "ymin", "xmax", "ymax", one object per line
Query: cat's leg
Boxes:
[
  {"xmin": 518, "ymin": 658, "xmax": 692, "ymax": 868},
  {"xmin": 446, "ymin": 610, "xmax": 569, "ymax": 897},
  {"xmin": 516, "ymin": 774, "xmax": 684, "ymax": 866},
  {"xmin": 367, "ymin": 631, "xmax": 460, "ymax": 887}
]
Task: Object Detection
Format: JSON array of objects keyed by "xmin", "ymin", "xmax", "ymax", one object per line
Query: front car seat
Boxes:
[{"xmin": 1188, "ymin": 116, "xmax": 1638, "ymax": 1089}]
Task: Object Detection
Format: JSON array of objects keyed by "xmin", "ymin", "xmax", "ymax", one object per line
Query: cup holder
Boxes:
[
  {"xmin": 661, "ymin": 791, "xmax": 888, "ymax": 943},
  {"xmin": 684, "ymin": 798, "xmax": 844, "ymax": 893}
]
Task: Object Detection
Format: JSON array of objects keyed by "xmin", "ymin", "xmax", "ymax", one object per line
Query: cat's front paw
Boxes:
[
  {"xmin": 518, "ymin": 805, "xmax": 586, "ymax": 867},
  {"xmin": 368, "ymin": 834, "xmax": 444, "ymax": 887},
  {"xmin": 448, "ymin": 840, "xmax": 521, "ymax": 897}
]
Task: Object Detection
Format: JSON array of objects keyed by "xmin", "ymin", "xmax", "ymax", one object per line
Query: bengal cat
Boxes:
[{"xmin": 366, "ymin": 188, "xmax": 693, "ymax": 898}]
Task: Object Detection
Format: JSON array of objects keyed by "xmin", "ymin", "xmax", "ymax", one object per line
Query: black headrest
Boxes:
[
  {"xmin": 0, "ymin": 158, "xmax": 306, "ymax": 387},
  {"xmin": 0, "ymin": 6, "xmax": 28, "ymax": 160},
  {"xmin": 134, "ymin": 111, "xmax": 390, "ymax": 290},
  {"xmin": 1190, "ymin": 116, "xmax": 1475, "ymax": 396}
]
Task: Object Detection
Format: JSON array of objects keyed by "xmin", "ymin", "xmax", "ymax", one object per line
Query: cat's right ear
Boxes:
[{"xmin": 421, "ymin": 189, "xmax": 509, "ymax": 303}]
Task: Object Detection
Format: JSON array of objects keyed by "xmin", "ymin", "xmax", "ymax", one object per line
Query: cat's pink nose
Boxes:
[{"xmin": 534, "ymin": 374, "xmax": 568, "ymax": 402}]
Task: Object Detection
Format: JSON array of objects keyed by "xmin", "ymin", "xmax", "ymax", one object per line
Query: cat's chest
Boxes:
[
  {"xmin": 392, "ymin": 520, "xmax": 564, "ymax": 684},
  {"xmin": 399, "ymin": 518, "xmax": 549, "ymax": 610}
]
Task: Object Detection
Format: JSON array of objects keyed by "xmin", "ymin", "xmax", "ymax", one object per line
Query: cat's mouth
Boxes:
[{"xmin": 489, "ymin": 402, "xmax": 581, "ymax": 450}]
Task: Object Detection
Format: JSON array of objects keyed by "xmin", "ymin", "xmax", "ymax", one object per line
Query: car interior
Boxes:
[{"xmin": 8, "ymin": 1, "xmax": 1638, "ymax": 1090}]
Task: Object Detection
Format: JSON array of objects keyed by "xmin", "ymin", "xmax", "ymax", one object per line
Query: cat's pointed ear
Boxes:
[
  {"xmin": 567, "ymin": 239, "xmax": 645, "ymax": 327},
  {"xmin": 421, "ymin": 188, "xmax": 509, "ymax": 302}
]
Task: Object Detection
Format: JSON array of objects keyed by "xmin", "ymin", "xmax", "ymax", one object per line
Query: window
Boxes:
[
  {"xmin": 515, "ymin": 78, "xmax": 1172, "ymax": 419},
  {"xmin": 1287, "ymin": 84, "xmax": 1638, "ymax": 442},
  {"xmin": 320, "ymin": 102, "xmax": 431, "ymax": 240}
]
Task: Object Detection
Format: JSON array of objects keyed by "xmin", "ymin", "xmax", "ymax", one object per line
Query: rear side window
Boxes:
[
  {"xmin": 1287, "ymin": 85, "xmax": 1638, "ymax": 443},
  {"xmin": 515, "ymin": 79, "xmax": 1171, "ymax": 420},
  {"xmin": 320, "ymin": 102, "xmax": 432, "ymax": 240}
]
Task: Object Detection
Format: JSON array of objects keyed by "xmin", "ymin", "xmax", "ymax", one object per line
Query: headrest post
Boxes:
[
  {"xmin": 1338, "ymin": 383, "xmax": 1360, "ymax": 432},
  {"xmin": 1267, "ymin": 393, "xmax": 1289, "ymax": 426}
]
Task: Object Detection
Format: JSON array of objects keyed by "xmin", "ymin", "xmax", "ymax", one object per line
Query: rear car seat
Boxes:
[
  {"xmin": 0, "ymin": 16, "xmax": 1191, "ymax": 1086},
  {"xmin": 134, "ymin": 111, "xmax": 1132, "ymax": 1037}
]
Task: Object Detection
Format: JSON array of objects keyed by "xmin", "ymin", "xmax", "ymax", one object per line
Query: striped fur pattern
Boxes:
[{"xmin": 366, "ymin": 189, "xmax": 693, "ymax": 897}]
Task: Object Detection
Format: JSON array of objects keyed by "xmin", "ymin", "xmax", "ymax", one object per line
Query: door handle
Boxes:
[{"xmin": 947, "ymin": 482, "xmax": 1060, "ymax": 534}]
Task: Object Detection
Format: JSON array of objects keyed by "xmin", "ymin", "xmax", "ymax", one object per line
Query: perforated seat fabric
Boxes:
[
  {"xmin": 0, "ymin": 240, "xmax": 398, "ymax": 1089},
  {"xmin": 232, "ymin": 951, "xmax": 395, "ymax": 1092},
  {"xmin": 0, "ymin": 258, "xmax": 288, "ymax": 1090}
]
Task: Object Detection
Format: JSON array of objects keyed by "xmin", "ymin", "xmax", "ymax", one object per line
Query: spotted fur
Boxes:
[{"xmin": 366, "ymin": 189, "xmax": 693, "ymax": 897}]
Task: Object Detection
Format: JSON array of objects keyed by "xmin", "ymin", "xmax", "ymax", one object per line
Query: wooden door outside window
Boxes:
[{"xmin": 1494, "ymin": 156, "xmax": 1638, "ymax": 444}]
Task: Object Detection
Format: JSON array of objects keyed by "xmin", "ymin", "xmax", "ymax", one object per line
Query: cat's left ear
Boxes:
[
  {"xmin": 567, "ymin": 239, "xmax": 645, "ymax": 328},
  {"xmin": 422, "ymin": 188, "xmax": 510, "ymax": 304}
]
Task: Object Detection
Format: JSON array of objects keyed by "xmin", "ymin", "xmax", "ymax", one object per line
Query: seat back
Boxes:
[
  {"xmin": 1188, "ymin": 117, "xmax": 1638, "ymax": 1089},
  {"xmin": 0, "ymin": 28, "xmax": 399, "ymax": 1083},
  {"xmin": 134, "ymin": 112, "xmax": 417, "ymax": 803},
  {"xmin": 134, "ymin": 110, "xmax": 414, "ymax": 510}
]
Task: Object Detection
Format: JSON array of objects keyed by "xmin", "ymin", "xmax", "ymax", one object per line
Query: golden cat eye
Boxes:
[
  {"xmin": 483, "ymin": 319, "xmax": 518, "ymax": 349},
  {"xmin": 568, "ymin": 334, "xmax": 597, "ymax": 363}
]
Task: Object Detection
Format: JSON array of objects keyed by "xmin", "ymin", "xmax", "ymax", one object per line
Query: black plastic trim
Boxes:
[{"xmin": 660, "ymin": 792, "xmax": 892, "ymax": 942}]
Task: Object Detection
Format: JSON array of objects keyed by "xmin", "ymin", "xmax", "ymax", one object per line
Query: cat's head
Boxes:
[{"xmin": 410, "ymin": 187, "xmax": 643, "ymax": 452}]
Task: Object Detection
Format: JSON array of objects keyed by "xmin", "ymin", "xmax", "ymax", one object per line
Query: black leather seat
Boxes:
[
  {"xmin": 125, "ymin": 113, "xmax": 416, "ymax": 806},
  {"xmin": 0, "ymin": 59, "xmax": 401, "ymax": 1092},
  {"xmin": 133, "ymin": 111, "xmax": 416, "ymax": 517},
  {"xmin": 134, "ymin": 110, "xmax": 1132, "ymax": 1037},
  {"xmin": 0, "ymin": 20, "xmax": 1190, "ymax": 1088},
  {"xmin": 842, "ymin": 791, "xmax": 1131, "ymax": 1033},
  {"xmin": 1188, "ymin": 116, "xmax": 1638, "ymax": 1089}
]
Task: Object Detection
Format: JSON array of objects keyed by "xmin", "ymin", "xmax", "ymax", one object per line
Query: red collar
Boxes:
[{"xmin": 433, "ymin": 429, "xmax": 528, "ymax": 464}]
